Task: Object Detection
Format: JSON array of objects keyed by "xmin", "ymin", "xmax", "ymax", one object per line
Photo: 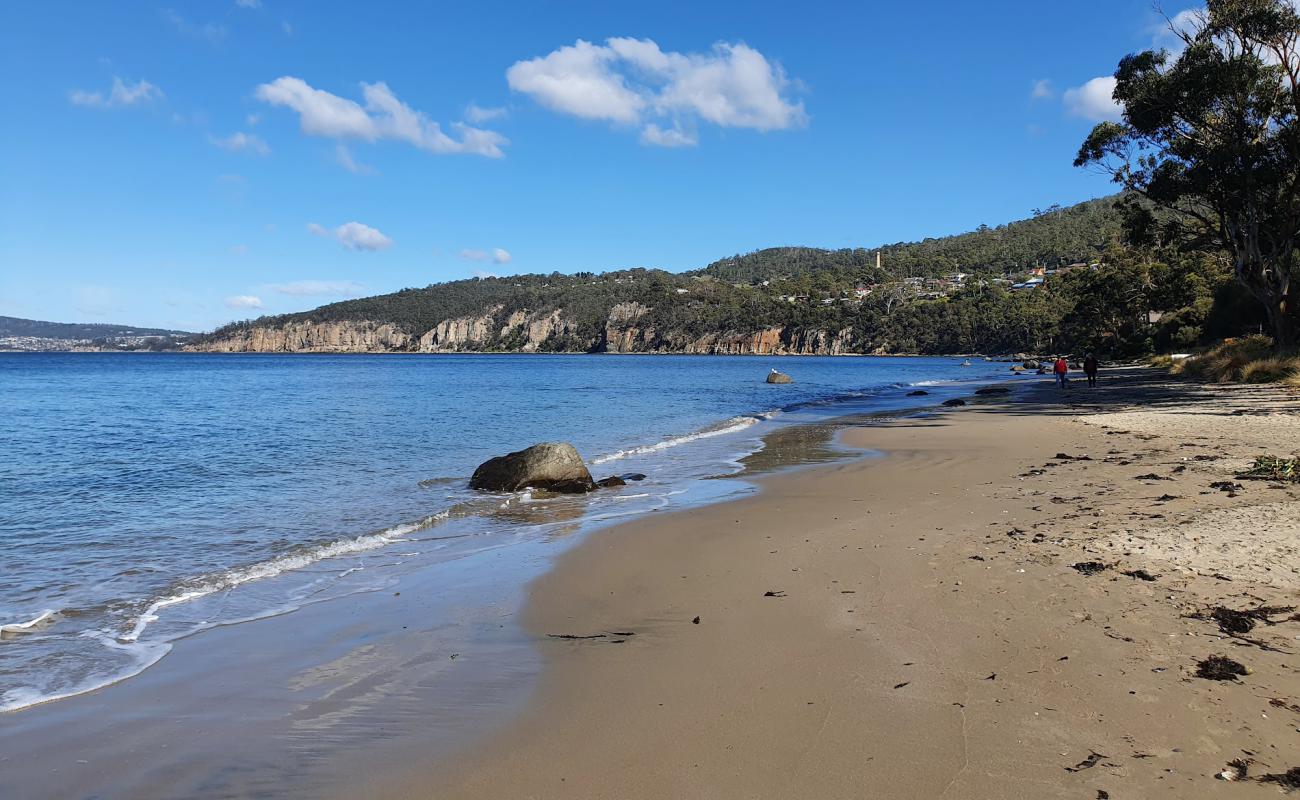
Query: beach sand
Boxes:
[{"xmin": 366, "ymin": 369, "xmax": 1300, "ymax": 799}]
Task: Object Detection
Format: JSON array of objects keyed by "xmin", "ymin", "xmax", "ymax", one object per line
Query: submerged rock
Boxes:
[
  {"xmin": 596, "ymin": 476, "xmax": 627, "ymax": 488},
  {"xmin": 942, "ymin": 398, "xmax": 967, "ymax": 406},
  {"xmin": 907, "ymin": 389, "xmax": 929, "ymax": 396},
  {"xmin": 766, "ymin": 369, "xmax": 793, "ymax": 384},
  {"xmin": 975, "ymin": 386, "xmax": 1011, "ymax": 395},
  {"xmin": 470, "ymin": 442, "xmax": 596, "ymax": 493}
]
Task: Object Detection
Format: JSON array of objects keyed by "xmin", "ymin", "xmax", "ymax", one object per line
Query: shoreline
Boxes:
[
  {"xmin": 368, "ymin": 369, "xmax": 1300, "ymax": 799},
  {"xmin": 0, "ymin": 363, "xmax": 1007, "ymax": 798}
]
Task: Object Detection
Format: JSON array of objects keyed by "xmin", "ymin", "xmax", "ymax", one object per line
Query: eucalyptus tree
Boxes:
[{"xmin": 1076, "ymin": 0, "xmax": 1300, "ymax": 348}]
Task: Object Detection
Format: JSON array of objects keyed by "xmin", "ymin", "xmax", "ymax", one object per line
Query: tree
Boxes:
[{"xmin": 1075, "ymin": 0, "xmax": 1300, "ymax": 348}]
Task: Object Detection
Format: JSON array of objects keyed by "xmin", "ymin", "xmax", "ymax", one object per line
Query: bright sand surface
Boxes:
[{"xmin": 365, "ymin": 369, "xmax": 1300, "ymax": 799}]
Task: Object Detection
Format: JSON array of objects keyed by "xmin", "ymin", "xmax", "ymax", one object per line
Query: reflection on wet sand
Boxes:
[{"xmin": 736, "ymin": 409, "xmax": 926, "ymax": 475}]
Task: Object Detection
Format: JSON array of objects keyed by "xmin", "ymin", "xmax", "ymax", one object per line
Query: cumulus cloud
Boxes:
[
  {"xmin": 459, "ymin": 248, "xmax": 488, "ymax": 261},
  {"xmin": 334, "ymin": 143, "xmax": 376, "ymax": 175},
  {"xmin": 308, "ymin": 221, "xmax": 393, "ymax": 251},
  {"xmin": 210, "ymin": 131, "xmax": 270, "ymax": 156},
  {"xmin": 506, "ymin": 37, "xmax": 806, "ymax": 146},
  {"xmin": 255, "ymin": 77, "xmax": 508, "ymax": 157},
  {"xmin": 1064, "ymin": 76, "xmax": 1123, "ymax": 121},
  {"xmin": 266, "ymin": 280, "xmax": 365, "ymax": 296},
  {"xmin": 224, "ymin": 295, "xmax": 263, "ymax": 309},
  {"xmin": 1030, "ymin": 79, "xmax": 1054, "ymax": 100},
  {"xmin": 465, "ymin": 103, "xmax": 508, "ymax": 123},
  {"xmin": 69, "ymin": 77, "xmax": 163, "ymax": 108},
  {"xmin": 492, "ymin": 248, "xmax": 512, "ymax": 264}
]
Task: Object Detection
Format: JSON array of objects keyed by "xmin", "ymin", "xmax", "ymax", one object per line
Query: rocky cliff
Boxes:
[{"xmin": 189, "ymin": 304, "xmax": 856, "ymax": 355}]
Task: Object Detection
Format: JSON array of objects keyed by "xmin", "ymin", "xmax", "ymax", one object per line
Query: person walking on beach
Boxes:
[
  {"xmin": 1083, "ymin": 353, "xmax": 1099, "ymax": 387},
  {"xmin": 1053, "ymin": 356, "xmax": 1069, "ymax": 389}
]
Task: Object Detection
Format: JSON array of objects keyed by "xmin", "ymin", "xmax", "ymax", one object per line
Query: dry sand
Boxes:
[{"xmin": 365, "ymin": 369, "xmax": 1300, "ymax": 799}]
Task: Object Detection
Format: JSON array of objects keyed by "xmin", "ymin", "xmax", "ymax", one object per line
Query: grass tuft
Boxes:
[{"xmin": 1172, "ymin": 335, "xmax": 1300, "ymax": 384}]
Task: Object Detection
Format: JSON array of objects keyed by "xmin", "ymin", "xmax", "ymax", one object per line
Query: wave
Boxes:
[
  {"xmin": 0, "ymin": 638, "xmax": 171, "ymax": 713},
  {"xmin": 0, "ymin": 609, "xmax": 58, "ymax": 640},
  {"xmin": 119, "ymin": 510, "xmax": 451, "ymax": 644},
  {"xmin": 591, "ymin": 415, "xmax": 762, "ymax": 464}
]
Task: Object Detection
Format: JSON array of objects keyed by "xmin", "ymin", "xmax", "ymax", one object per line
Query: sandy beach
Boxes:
[{"xmin": 364, "ymin": 369, "xmax": 1300, "ymax": 799}]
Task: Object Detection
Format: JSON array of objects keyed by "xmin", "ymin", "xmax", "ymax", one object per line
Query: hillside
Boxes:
[
  {"xmin": 0, "ymin": 316, "xmax": 192, "ymax": 352},
  {"xmin": 191, "ymin": 196, "xmax": 1249, "ymax": 357},
  {"xmin": 695, "ymin": 197, "xmax": 1122, "ymax": 284}
]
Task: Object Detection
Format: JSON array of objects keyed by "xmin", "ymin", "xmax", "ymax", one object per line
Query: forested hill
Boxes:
[
  {"xmin": 696, "ymin": 196, "xmax": 1122, "ymax": 284},
  {"xmin": 193, "ymin": 195, "xmax": 1255, "ymax": 357},
  {"xmin": 0, "ymin": 317, "xmax": 191, "ymax": 339}
]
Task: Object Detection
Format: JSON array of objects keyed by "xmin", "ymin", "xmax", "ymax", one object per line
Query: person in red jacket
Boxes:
[{"xmin": 1053, "ymin": 356, "xmax": 1069, "ymax": 389}]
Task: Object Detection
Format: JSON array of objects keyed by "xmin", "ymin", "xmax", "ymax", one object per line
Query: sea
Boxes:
[{"xmin": 0, "ymin": 352, "xmax": 1009, "ymax": 716}]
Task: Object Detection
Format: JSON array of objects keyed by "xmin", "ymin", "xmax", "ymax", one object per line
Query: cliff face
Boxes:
[
  {"xmin": 190, "ymin": 305, "xmax": 856, "ymax": 355},
  {"xmin": 189, "ymin": 320, "xmax": 411, "ymax": 352}
]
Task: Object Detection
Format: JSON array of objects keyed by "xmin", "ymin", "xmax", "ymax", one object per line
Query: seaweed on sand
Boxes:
[
  {"xmin": 1256, "ymin": 766, "xmax": 1300, "ymax": 791},
  {"xmin": 1190, "ymin": 604, "xmax": 1297, "ymax": 635},
  {"xmin": 1121, "ymin": 568, "xmax": 1158, "ymax": 581},
  {"xmin": 1238, "ymin": 455, "xmax": 1300, "ymax": 483},
  {"xmin": 1071, "ymin": 561, "xmax": 1110, "ymax": 576},
  {"xmin": 1195, "ymin": 655, "xmax": 1248, "ymax": 681}
]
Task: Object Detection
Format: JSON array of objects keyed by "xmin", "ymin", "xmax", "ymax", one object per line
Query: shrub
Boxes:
[{"xmin": 1174, "ymin": 335, "xmax": 1300, "ymax": 383}]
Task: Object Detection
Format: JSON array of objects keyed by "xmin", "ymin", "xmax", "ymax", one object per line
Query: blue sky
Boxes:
[{"xmin": 0, "ymin": 1, "xmax": 1194, "ymax": 331}]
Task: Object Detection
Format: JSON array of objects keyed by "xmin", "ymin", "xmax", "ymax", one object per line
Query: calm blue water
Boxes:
[{"xmin": 0, "ymin": 353, "xmax": 1008, "ymax": 712}]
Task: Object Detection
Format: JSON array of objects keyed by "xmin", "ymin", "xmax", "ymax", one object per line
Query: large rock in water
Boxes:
[
  {"xmin": 469, "ymin": 442, "xmax": 596, "ymax": 493},
  {"xmin": 767, "ymin": 370, "xmax": 793, "ymax": 384}
]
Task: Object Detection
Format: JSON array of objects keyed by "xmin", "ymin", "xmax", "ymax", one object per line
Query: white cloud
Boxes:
[
  {"xmin": 255, "ymin": 77, "xmax": 508, "ymax": 157},
  {"xmin": 224, "ymin": 295, "xmax": 263, "ymax": 309},
  {"xmin": 506, "ymin": 37, "xmax": 806, "ymax": 145},
  {"xmin": 492, "ymin": 248, "xmax": 512, "ymax": 264},
  {"xmin": 210, "ymin": 131, "xmax": 271, "ymax": 156},
  {"xmin": 1030, "ymin": 79, "xmax": 1054, "ymax": 100},
  {"xmin": 245, "ymin": 113, "xmax": 261, "ymax": 126},
  {"xmin": 162, "ymin": 9, "xmax": 227, "ymax": 43},
  {"xmin": 334, "ymin": 143, "xmax": 376, "ymax": 175},
  {"xmin": 308, "ymin": 221, "xmax": 393, "ymax": 251},
  {"xmin": 69, "ymin": 77, "xmax": 163, "ymax": 108},
  {"xmin": 282, "ymin": 20, "xmax": 293, "ymax": 36},
  {"xmin": 465, "ymin": 103, "xmax": 508, "ymax": 123},
  {"xmin": 266, "ymin": 280, "xmax": 365, "ymax": 296},
  {"xmin": 640, "ymin": 123, "xmax": 697, "ymax": 147},
  {"xmin": 235, "ymin": 0, "xmax": 261, "ymax": 8},
  {"xmin": 459, "ymin": 248, "xmax": 488, "ymax": 261},
  {"xmin": 1064, "ymin": 76, "xmax": 1122, "ymax": 122}
]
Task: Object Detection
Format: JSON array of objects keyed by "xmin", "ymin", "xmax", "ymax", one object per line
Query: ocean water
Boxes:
[{"xmin": 0, "ymin": 352, "xmax": 1009, "ymax": 713}]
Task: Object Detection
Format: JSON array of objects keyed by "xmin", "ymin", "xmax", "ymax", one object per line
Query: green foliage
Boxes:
[
  {"xmin": 697, "ymin": 196, "xmax": 1121, "ymax": 286},
  {"xmin": 1074, "ymin": 0, "xmax": 1300, "ymax": 347}
]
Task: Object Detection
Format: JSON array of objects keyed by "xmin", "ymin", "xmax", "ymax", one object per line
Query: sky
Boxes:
[{"xmin": 0, "ymin": 0, "xmax": 1198, "ymax": 331}]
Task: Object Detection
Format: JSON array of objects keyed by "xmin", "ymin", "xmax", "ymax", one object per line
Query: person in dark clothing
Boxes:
[
  {"xmin": 1053, "ymin": 356, "xmax": 1069, "ymax": 389},
  {"xmin": 1083, "ymin": 353, "xmax": 1099, "ymax": 387}
]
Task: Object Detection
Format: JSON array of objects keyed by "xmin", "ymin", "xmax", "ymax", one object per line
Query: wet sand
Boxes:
[{"xmin": 371, "ymin": 370, "xmax": 1300, "ymax": 799}]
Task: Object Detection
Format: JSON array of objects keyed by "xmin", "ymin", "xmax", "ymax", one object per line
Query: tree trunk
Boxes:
[{"xmin": 1268, "ymin": 300, "xmax": 1296, "ymax": 351}]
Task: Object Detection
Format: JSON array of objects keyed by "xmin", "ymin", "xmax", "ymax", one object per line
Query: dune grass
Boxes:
[{"xmin": 1170, "ymin": 335, "xmax": 1300, "ymax": 386}]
